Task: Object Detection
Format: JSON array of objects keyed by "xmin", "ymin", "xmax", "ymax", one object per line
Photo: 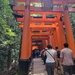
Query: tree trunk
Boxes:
[{"xmin": 7, "ymin": 50, "xmax": 11, "ymax": 69}]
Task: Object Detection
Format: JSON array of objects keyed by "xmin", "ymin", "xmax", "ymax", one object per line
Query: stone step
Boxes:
[{"xmin": 29, "ymin": 58, "xmax": 64, "ymax": 75}]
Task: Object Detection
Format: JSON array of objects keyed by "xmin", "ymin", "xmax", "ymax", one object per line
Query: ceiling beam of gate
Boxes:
[{"xmin": 32, "ymin": 36, "xmax": 48, "ymax": 40}]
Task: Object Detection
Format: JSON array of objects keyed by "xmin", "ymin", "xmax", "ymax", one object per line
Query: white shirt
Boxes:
[
  {"xmin": 45, "ymin": 49, "xmax": 56, "ymax": 63},
  {"xmin": 60, "ymin": 48, "xmax": 74, "ymax": 66}
]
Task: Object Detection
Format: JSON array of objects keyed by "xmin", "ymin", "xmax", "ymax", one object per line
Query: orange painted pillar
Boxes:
[
  {"xmin": 19, "ymin": 0, "xmax": 31, "ymax": 75},
  {"xmin": 56, "ymin": 26, "xmax": 62, "ymax": 50},
  {"xmin": 20, "ymin": 1, "xmax": 30, "ymax": 59},
  {"xmin": 51, "ymin": 33, "xmax": 55, "ymax": 49},
  {"xmin": 53, "ymin": 29, "xmax": 58, "ymax": 48},
  {"xmin": 38, "ymin": 44, "xmax": 41, "ymax": 50},
  {"xmin": 42, "ymin": 40, "xmax": 47, "ymax": 48},
  {"xmin": 48, "ymin": 36, "xmax": 52, "ymax": 45},
  {"xmin": 48, "ymin": 36, "xmax": 50, "ymax": 44},
  {"xmin": 48, "ymin": 31, "xmax": 52, "ymax": 45},
  {"xmin": 28, "ymin": 30, "xmax": 32, "ymax": 57},
  {"xmin": 45, "ymin": 39, "xmax": 48, "ymax": 47},
  {"xmin": 41, "ymin": 43, "xmax": 44, "ymax": 50},
  {"xmin": 63, "ymin": 7, "xmax": 75, "ymax": 57},
  {"xmin": 42, "ymin": 40, "xmax": 45, "ymax": 49},
  {"xmin": 58, "ymin": 21, "xmax": 66, "ymax": 49},
  {"xmin": 49, "ymin": 31, "xmax": 55, "ymax": 48},
  {"xmin": 43, "ymin": 14, "xmax": 46, "ymax": 19}
]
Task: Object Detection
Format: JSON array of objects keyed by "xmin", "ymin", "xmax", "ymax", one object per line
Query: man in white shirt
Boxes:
[
  {"xmin": 60, "ymin": 43, "xmax": 74, "ymax": 75},
  {"xmin": 44, "ymin": 44, "xmax": 57, "ymax": 75}
]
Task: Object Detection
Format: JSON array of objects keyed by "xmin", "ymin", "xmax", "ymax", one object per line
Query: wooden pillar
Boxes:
[
  {"xmin": 20, "ymin": 1, "xmax": 30, "ymax": 59},
  {"xmin": 43, "ymin": 14, "xmax": 46, "ymax": 19},
  {"xmin": 51, "ymin": 33, "xmax": 55, "ymax": 49},
  {"xmin": 28, "ymin": 30, "xmax": 32, "ymax": 58},
  {"xmin": 48, "ymin": 36, "xmax": 52, "ymax": 45},
  {"xmin": 19, "ymin": 0, "xmax": 30, "ymax": 75},
  {"xmin": 45, "ymin": 39, "xmax": 48, "ymax": 47},
  {"xmin": 53, "ymin": 29, "xmax": 58, "ymax": 48},
  {"xmin": 58, "ymin": 21, "xmax": 66, "ymax": 49},
  {"xmin": 48, "ymin": 31, "xmax": 52, "ymax": 45},
  {"xmin": 56, "ymin": 26, "xmax": 62, "ymax": 50},
  {"xmin": 42, "ymin": 40, "xmax": 46, "ymax": 48},
  {"xmin": 63, "ymin": 6, "xmax": 75, "ymax": 57},
  {"xmin": 41, "ymin": 43, "xmax": 43, "ymax": 50},
  {"xmin": 42, "ymin": 40, "xmax": 44, "ymax": 49}
]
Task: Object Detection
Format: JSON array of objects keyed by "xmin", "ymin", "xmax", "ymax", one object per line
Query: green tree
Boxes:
[{"xmin": 0, "ymin": 0, "xmax": 21, "ymax": 71}]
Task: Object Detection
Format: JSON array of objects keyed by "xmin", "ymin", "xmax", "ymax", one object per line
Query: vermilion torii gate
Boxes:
[{"xmin": 12, "ymin": 0, "xmax": 75, "ymax": 75}]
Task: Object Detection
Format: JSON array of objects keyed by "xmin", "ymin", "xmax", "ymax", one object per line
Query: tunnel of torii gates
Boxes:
[{"xmin": 11, "ymin": 0, "xmax": 75, "ymax": 75}]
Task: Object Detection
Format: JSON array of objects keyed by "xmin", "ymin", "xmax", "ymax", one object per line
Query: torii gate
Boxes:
[{"xmin": 12, "ymin": 0, "xmax": 75, "ymax": 75}]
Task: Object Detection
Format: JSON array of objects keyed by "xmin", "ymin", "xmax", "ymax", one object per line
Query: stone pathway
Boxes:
[
  {"xmin": 29, "ymin": 58, "xmax": 75, "ymax": 75},
  {"xmin": 29, "ymin": 58, "xmax": 59, "ymax": 75},
  {"xmin": 32, "ymin": 58, "xmax": 47, "ymax": 75}
]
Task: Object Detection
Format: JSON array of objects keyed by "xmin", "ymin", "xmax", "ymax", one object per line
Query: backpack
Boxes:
[{"xmin": 57, "ymin": 50, "xmax": 60, "ymax": 58}]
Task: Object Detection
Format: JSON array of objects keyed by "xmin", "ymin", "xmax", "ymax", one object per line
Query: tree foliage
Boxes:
[
  {"xmin": 0, "ymin": 0, "xmax": 21, "ymax": 71},
  {"xmin": 69, "ymin": 4, "xmax": 75, "ymax": 40}
]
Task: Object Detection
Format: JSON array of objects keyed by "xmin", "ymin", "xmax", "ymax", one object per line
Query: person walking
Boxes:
[
  {"xmin": 44, "ymin": 44, "xmax": 58, "ymax": 75},
  {"xmin": 55, "ymin": 46, "xmax": 60, "ymax": 59},
  {"xmin": 60, "ymin": 43, "xmax": 74, "ymax": 75},
  {"xmin": 55, "ymin": 46, "xmax": 60, "ymax": 74}
]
